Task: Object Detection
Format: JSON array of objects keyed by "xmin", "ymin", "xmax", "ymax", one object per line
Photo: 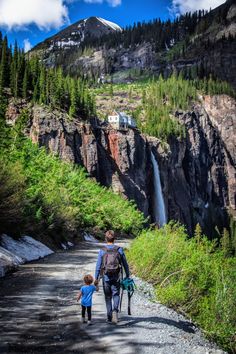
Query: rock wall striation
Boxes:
[{"xmin": 6, "ymin": 94, "xmax": 236, "ymax": 236}]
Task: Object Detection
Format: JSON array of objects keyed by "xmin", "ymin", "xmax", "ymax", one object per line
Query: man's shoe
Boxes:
[
  {"xmin": 87, "ymin": 320, "xmax": 92, "ymax": 325},
  {"xmin": 112, "ymin": 311, "xmax": 118, "ymax": 324}
]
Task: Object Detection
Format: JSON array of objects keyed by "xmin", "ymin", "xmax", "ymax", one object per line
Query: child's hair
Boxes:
[{"xmin": 84, "ymin": 274, "xmax": 94, "ymax": 285}]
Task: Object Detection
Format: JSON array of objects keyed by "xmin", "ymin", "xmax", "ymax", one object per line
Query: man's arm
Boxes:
[
  {"xmin": 95, "ymin": 249, "xmax": 103, "ymax": 282},
  {"xmin": 119, "ymin": 248, "xmax": 130, "ymax": 278}
]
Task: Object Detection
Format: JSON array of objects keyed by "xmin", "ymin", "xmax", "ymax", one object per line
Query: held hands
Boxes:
[{"xmin": 94, "ymin": 279, "xmax": 99, "ymax": 286}]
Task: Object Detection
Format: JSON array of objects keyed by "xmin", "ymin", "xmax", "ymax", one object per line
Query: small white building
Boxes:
[{"xmin": 108, "ymin": 111, "xmax": 137, "ymax": 130}]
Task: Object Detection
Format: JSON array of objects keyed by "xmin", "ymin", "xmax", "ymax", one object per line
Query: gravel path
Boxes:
[{"xmin": 0, "ymin": 240, "xmax": 226, "ymax": 354}]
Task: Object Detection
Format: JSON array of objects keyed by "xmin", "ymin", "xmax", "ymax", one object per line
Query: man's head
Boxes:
[{"xmin": 105, "ymin": 230, "xmax": 115, "ymax": 244}]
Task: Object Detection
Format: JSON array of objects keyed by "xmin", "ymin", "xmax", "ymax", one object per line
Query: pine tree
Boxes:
[
  {"xmin": 22, "ymin": 65, "xmax": 30, "ymax": 99},
  {"xmin": 39, "ymin": 66, "xmax": 47, "ymax": 104},
  {"xmin": 0, "ymin": 36, "xmax": 10, "ymax": 91},
  {"xmin": 194, "ymin": 223, "xmax": 202, "ymax": 245},
  {"xmin": 69, "ymin": 79, "xmax": 78, "ymax": 117},
  {"xmin": 10, "ymin": 41, "xmax": 19, "ymax": 97}
]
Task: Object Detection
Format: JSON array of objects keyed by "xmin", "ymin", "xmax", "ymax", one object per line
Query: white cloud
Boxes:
[
  {"xmin": 171, "ymin": 0, "xmax": 225, "ymax": 15},
  {"xmin": 23, "ymin": 38, "xmax": 32, "ymax": 52},
  {"xmin": 0, "ymin": 0, "xmax": 69, "ymax": 30},
  {"xmin": 0, "ymin": 0, "xmax": 121, "ymax": 31}
]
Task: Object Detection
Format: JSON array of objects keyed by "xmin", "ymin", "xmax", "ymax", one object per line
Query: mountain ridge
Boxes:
[
  {"xmin": 30, "ymin": 0, "xmax": 236, "ymax": 88},
  {"xmin": 33, "ymin": 16, "xmax": 122, "ymax": 53}
]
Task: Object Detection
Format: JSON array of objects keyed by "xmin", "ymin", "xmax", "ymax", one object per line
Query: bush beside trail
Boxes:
[
  {"xmin": 128, "ymin": 222, "xmax": 236, "ymax": 353},
  {"xmin": 0, "ymin": 137, "xmax": 145, "ymax": 239}
]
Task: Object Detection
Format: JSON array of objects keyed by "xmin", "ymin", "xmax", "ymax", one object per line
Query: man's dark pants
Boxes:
[{"xmin": 103, "ymin": 278, "xmax": 120, "ymax": 320}]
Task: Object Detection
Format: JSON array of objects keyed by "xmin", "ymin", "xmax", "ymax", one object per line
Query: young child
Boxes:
[{"xmin": 77, "ymin": 274, "xmax": 98, "ymax": 325}]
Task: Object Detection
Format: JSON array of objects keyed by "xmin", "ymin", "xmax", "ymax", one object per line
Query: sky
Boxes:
[{"xmin": 0, "ymin": 0, "xmax": 226, "ymax": 51}]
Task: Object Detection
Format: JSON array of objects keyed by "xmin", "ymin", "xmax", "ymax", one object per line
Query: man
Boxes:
[{"xmin": 94, "ymin": 230, "xmax": 130, "ymax": 324}]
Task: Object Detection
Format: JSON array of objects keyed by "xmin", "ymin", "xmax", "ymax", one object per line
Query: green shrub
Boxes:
[
  {"xmin": 128, "ymin": 222, "xmax": 236, "ymax": 353},
  {"xmin": 0, "ymin": 159, "xmax": 26, "ymax": 235},
  {"xmin": 1, "ymin": 139, "xmax": 145, "ymax": 237}
]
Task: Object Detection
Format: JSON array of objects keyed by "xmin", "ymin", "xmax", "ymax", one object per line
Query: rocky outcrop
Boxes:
[
  {"xmin": 27, "ymin": 105, "xmax": 151, "ymax": 217},
  {"xmin": 6, "ymin": 94, "xmax": 236, "ymax": 236},
  {"xmin": 151, "ymin": 95, "xmax": 236, "ymax": 235}
]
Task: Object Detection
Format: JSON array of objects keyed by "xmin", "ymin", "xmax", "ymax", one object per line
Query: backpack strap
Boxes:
[{"xmin": 102, "ymin": 245, "xmax": 120, "ymax": 252}]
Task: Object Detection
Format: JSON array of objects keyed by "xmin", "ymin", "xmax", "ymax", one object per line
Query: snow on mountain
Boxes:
[
  {"xmin": 96, "ymin": 17, "xmax": 122, "ymax": 32},
  {"xmin": 33, "ymin": 16, "xmax": 122, "ymax": 53}
]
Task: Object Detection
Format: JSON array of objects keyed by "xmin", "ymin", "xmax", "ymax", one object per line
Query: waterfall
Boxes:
[{"xmin": 151, "ymin": 152, "xmax": 167, "ymax": 227}]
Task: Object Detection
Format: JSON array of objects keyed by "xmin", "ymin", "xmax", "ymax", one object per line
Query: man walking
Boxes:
[{"xmin": 94, "ymin": 230, "xmax": 130, "ymax": 324}]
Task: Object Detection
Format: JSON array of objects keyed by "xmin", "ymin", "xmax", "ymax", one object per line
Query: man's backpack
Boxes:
[{"xmin": 102, "ymin": 246, "xmax": 121, "ymax": 277}]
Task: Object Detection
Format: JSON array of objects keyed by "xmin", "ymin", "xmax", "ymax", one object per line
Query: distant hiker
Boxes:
[
  {"xmin": 94, "ymin": 230, "xmax": 130, "ymax": 324},
  {"xmin": 77, "ymin": 274, "xmax": 98, "ymax": 325}
]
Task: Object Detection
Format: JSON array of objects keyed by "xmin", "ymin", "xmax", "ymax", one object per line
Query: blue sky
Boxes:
[{"xmin": 0, "ymin": 0, "xmax": 225, "ymax": 51}]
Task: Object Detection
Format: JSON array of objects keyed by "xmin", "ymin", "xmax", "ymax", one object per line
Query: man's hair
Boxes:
[
  {"xmin": 105, "ymin": 230, "xmax": 115, "ymax": 243},
  {"xmin": 84, "ymin": 274, "xmax": 94, "ymax": 285}
]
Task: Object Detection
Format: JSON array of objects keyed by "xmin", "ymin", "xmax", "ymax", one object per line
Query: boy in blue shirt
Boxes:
[
  {"xmin": 94, "ymin": 230, "xmax": 130, "ymax": 324},
  {"xmin": 77, "ymin": 274, "xmax": 98, "ymax": 325}
]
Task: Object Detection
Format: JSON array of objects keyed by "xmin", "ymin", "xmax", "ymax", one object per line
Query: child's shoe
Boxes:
[
  {"xmin": 87, "ymin": 320, "xmax": 92, "ymax": 325},
  {"xmin": 81, "ymin": 317, "xmax": 86, "ymax": 323}
]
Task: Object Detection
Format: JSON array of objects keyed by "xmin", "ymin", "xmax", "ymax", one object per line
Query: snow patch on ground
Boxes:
[
  {"xmin": 83, "ymin": 233, "xmax": 97, "ymax": 243},
  {"xmin": 1, "ymin": 235, "xmax": 54, "ymax": 262},
  {"xmin": 61, "ymin": 241, "xmax": 74, "ymax": 250},
  {"xmin": 0, "ymin": 246, "xmax": 24, "ymax": 277},
  {"xmin": 0, "ymin": 234, "xmax": 54, "ymax": 278}
]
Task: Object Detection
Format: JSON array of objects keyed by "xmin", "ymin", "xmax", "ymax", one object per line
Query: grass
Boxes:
[
  {"xmin": 0, "ymin": 109, "xmax": 146, "ymax": 238},
  {"xmin": 128, "ymin": 222, "xmax": 236, "ymax": 353}
]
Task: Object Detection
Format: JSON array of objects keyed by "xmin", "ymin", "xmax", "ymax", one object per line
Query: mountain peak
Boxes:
[{"xmin": 33, "ymin": 16, "xmax": 122, "ymax": 53}]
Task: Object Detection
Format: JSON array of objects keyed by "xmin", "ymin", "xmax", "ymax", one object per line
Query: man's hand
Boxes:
[{"xmin": 94, "ymin": 279, "xmax": 99, "ymax": 286}]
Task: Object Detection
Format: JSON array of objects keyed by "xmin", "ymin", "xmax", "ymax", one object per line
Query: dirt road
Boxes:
[{"xmin": 0, "ymin": 240, "xmax": 225, "ymax": 354}]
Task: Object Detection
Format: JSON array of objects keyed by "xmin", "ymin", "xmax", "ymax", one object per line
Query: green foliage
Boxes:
[
  {"xmin": 0, "ymin": 105, "xmax": 145, "ymax": 237},
  {"xmin": 0, "ymin": 159, "xmax": 26, "ymax": 235},
  {"xmin": 0, "ymin": 33, "xmax": 96, "ymax": 120},
  {"xmin": 221, "ymin": 228, "xmax": 233, "ymax": 258},
  {"xmin": 94, "ymin": 75, "xmax": 235, "ymax": 142},
  {"xmin": 128, "ymin": 223, "xmax": 236, "ymax": 353}
]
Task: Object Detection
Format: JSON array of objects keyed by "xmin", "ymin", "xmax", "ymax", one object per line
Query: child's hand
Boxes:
[{"xmin": 96, "ymin": 286, "xmax": 99, "ymax": 292}]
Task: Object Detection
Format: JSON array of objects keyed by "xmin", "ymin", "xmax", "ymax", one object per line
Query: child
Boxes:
[{"xmin": 77, "ymin": 274, "xmax": 98, "ymax": 325}]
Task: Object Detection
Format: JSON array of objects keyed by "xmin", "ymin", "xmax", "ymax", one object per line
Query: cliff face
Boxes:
[
  {"xmin": 155, "ymin": 95, "xmax": 236, "ymax": 235},
  {"xmin": 6, "ymin": 94, "xmax": 236, "ymax": 236},
  {"xmin": 26, "ymin": 106, "xmax": 151, "ymax": 217}
]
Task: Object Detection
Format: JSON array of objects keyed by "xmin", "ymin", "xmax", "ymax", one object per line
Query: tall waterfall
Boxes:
[{"xmin": 151, "ymin": 152, "xmax": 167, "ymax": 227}]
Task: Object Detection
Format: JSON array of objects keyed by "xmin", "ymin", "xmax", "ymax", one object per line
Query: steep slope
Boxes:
[
  {"xmin": 30, "ymin": 0, "xmax": 236, "ymax": 87},
  {"xmin": 6, "ymin": 94, "xmax": 236, "ymax": 237},
  {"xmin": 32, "ymin": 16, "xmax": 122, "ymax": 65}
]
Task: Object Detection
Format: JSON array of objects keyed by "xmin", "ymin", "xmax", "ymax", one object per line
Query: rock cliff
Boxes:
[
  {"xmin": 6, "ymin": 94, "xmax": 236, "ymax": 236},
  {"xmin": 152, "ymin": 95, "xmax": 236, "ymax": 236}
]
